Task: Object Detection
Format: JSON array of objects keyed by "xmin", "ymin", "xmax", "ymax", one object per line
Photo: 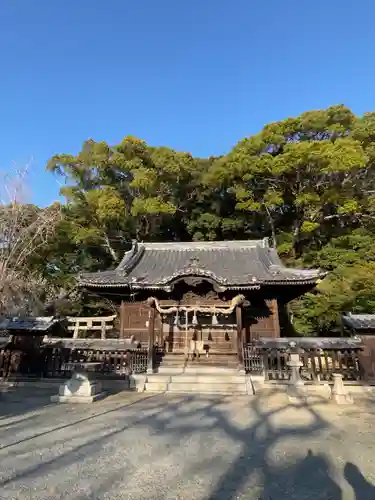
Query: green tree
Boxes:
[
  {"xmin": 43, "ymin": 105, "xmax": 375, "ymax": 334},
  {"xmin": 205, "ymin": 105, "xmax": 368, "ymax": 256}
]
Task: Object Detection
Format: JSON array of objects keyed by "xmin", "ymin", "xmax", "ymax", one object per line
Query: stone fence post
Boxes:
[
  {"xmin": 330, "ymin": 373, "xmax": 353, "ymax": 405},
  {"xmin": 286, "ymin": 341, "xmax": 306, "ymax": 401}
]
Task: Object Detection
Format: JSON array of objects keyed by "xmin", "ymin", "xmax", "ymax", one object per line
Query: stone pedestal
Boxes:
[
  {"xmin": 129, "ymin": 374, "xmax": 146, "ymax": 392},
  {"xmin": 287, "ymin": 352, "xmax": 307, "ymax": 401},
  {"xmin": 330, "ymin": 373, "xmax": 353, "ymax": 405},
  {"xmin": 51, "ymin": 363, "xmax": 106, "ymax": 403},
  {"xmin": 288, "ymin": 353, "xmax": 304, "ymax": 386}
]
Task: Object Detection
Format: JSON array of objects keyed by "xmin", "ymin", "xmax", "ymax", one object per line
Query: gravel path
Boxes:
[{"xmin": 1, "ymin": 388, "xmax": 375, "ymax": 499}]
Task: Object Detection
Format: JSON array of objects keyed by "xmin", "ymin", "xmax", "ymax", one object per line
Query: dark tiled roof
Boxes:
[
  {"xmin": 78, "ymin": 239, "xmax": 327, "ymax": 290},
  {"xmin": 0, "ymin": 316, "xmax": 60, "ymax": 332},
  {"xmin": 342, "ymin": 314, "xmax": 375, "ymax": 331}
]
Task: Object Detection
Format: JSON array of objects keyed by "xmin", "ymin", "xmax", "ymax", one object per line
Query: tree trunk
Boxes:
[
  {"xmin": 292, "ymin": 220, "xmax": 301, "ymax": 258},
  {"xmin": 102, "ymin": 233, "xmax": 118, "ymax": 262},
  {"xmin": 264, "ymin": 205, "xmax": 277, "ymax": 248}
]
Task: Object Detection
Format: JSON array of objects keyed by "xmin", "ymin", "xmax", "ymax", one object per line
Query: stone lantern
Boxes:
[
  {"xmin": 286, "ymin": 340, "xmax": 306, "ymax": 401},
  {"xmin": 287, "ymin": 341, "xmax": 304, "ymax": 387}
]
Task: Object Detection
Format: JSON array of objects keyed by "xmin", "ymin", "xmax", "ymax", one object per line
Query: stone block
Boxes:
[
  {"xmin": 330, "ymin": 373, "xmax": 353, "ymax": 405},
  {"xmin": 144, "ymin": 382, "xmax": 168, "ymax": 392},
  {"xmin": 129, "ymin": 374, "xmax": 146, "ymax": 392},
  {"xmin": 51, "ymin": 370, "xmax": 106, "ymax": 404}
]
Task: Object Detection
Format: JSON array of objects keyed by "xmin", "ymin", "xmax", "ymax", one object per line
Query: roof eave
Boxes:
[{"xmin": 78, "ymin": 279, "xmax": 323, "ymax": 289}]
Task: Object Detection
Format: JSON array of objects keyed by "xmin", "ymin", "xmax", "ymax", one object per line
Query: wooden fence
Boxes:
[
  {"xmin": 0, "ymin": 345, "xmax": 149, "ymax": 379},
  {"xmin": 243, "ymin": 343, "xmax": 363, "ymax": 381},
  {"xmin": 0, "ymin": 338, "xmax": 364, "ymax": 382}
]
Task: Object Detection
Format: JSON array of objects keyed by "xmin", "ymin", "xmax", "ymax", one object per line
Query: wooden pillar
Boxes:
[
  {"xmin": 147, "ymin": 306, "xmax": 156, "ymax": 373},
  {"xmin": 271, "ymin": 299, "xmax": 280, "ymax": 338},
  {"xmin": 232, "ymin": 317, "xmax": 238, "ymax": 351},
  {"xmin": 158, "ymin": 318, "xmax": 164, "ymax": 347},
  {"xmin": 119, "ymin": 301, "xmax": 126, "ymax": 338},
  {"xmin": 236, "ymin": 306, "xmax": 243, "ymax": 365}
]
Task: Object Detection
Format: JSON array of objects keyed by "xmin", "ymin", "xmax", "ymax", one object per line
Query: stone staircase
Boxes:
[
  {"xmin": 144, "ymin": 369, "xmax": 250, "ymax": 395},
  {"xmin": 142, "ymin": 353, "xmax": 252, "ymax": 394},
  {"xmin": 145, "ymin": 372, "xmax": 252, "ymax": 395},
  {"xmin": 158, "ymin": 352, "xmax": 239, "ymax": 370}
]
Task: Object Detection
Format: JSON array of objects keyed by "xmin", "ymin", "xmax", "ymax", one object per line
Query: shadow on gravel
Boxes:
[
  {"xmin": 344, "ymin": 462, "xmax": 375, "ymax": 500},
  {"xmin": 0, "ymin": 390, "xmax": 373, "ymax": 499},
  {"xmin": 196, "ymin": 392, "xmax": 340, "ymax": 500},
  {"xmin": 0, "ymin": 386, "xmax": 54, "ymax": 421},
  {"xmin": 0, "ymin": 377, "xmax": 133, "ymax": 422},
  {"xmin": 0, "ymin": 391, "xmax": 158, "ymax": 452}
]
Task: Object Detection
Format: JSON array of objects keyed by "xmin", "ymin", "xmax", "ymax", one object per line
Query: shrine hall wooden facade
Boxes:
[{"xmin": 78, "ymin": 239, "xmax": 326, "ymax": 362}]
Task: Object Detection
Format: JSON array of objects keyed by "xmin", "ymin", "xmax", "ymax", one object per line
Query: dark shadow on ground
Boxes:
[
  {"xmin": 344, "ymin": 462, "xmax": 375, "ymax": 500},
  {"xmin": 262, "ymin": 449, "xmax": 342, "ymax": 500},
  {"xmin": 191, "ymin": 392, "xmax": 340, "ymax": 500},
  {"xmin": 0, "ymin": 390, "xmax": 372, "ymax": 499},
  {"xmin": 0, "ymin": 386, "xmax": 55, "ymax": 422},
  {"xmin": 0, "ymin": 392, "xmax": 158, "ymax": 452},
  {"xmin": 0, "ymin": 394, "xmax": 193, "ymax": 490},
  {"xmin": 0, "ymin": 376, "xmax": 131, "ymax": 422}
]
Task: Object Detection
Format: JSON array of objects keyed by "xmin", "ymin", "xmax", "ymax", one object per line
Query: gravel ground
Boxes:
[{"xmin": 0, "ymin": 387, "xmax": 375, "ymax": 500}]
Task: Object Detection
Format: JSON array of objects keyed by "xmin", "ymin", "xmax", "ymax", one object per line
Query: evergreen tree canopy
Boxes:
[{"xmin": 37, "ymin": 105, "xmax": 375, "ymax": 333}]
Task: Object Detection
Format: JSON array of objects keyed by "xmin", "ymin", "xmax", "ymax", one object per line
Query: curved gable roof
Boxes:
[{"xmin": 78, "ymin": 239, "xmax": 326, "ymax": 289}]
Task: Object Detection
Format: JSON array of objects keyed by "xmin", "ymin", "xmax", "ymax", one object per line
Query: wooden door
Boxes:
[{"xmin": 119, "ymin": 302, "xmax": 161, "ymax": 346}]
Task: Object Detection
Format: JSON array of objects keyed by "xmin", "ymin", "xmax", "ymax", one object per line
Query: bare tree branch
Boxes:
[
  {"xmin": 0, "ymin": 164, "xmax": 61, "ymax": 316},
  {"xmin": 102, "ymin": 232, "xmax": 119, "ymax": 262}
]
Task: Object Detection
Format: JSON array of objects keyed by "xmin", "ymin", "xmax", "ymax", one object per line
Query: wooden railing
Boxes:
[
  {"xmin": 300, "ymin": 348, "xmax": 362, "ymax": 381},
  {"xmin": 241, "ymin": 344, "xmax": 265, "ymax": 375},
  {"xmin": 0, "ymin": 345, "xmax": 149, "ymax": 378},
  {"xmin": 243, "ymin": 340, "xmax": 364, "ymax": 382},
  {"xmin": 0, "ymin": 336, "xmax": 364, "ymax": 382}
]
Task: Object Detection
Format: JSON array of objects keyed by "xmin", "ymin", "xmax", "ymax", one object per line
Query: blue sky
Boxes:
[{"xmin": 1, "ymin": 0, "xmax": 375, "ymax": 206}]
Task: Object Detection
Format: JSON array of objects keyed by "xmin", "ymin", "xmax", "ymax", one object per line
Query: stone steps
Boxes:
[
  {"xmin": 159, "ymin": 364, "xmax": 241, "ymax": 373},
  {"xmin": 147, "ymin": 351, "xmax": 247, "ymax": 394},
  {"xmin": 145, "ymin": 381, "xmax": 247, "ymax": 394},
  {"xmin": 167, "ymin": 382, "xmax": 247, "ymax": 394},
  {"xmin": 147, "ymin": 374, "xmax": 246, "ymax": 384},
  {"xmin": 162, "ymin": 350, "xmax": 237, "ymax": 355},
  {"xmin": 188, "ymin": 362, "xmax": 239, "ymax": 369},
  {"xmin": 159, "ymin": 363, "xmax": 239, "ymax": 371},
  {"xmin": 144, "ymin": 368, "xmax": 251, "ymax": 395},
  {"xmin": 159, "ymin": 354, "xmax": 238, "ymax": 367},
  {"xmin": 145, "ymin": 382, "xmax": 170, "ymax": 392}
]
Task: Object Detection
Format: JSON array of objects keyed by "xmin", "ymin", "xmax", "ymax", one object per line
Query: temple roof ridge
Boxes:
[
  {"xmin": 78, "ymin": 238, "xmax": 327, "ymax": 290},
  {"xmin": 137, "ymin": 238, "xmax": 269, "ymax": 251}
]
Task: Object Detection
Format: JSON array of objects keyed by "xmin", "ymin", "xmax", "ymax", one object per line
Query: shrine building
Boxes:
[{"xmin": 78, "ymin": 239, "xmax": 325, "ymax": 369}]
